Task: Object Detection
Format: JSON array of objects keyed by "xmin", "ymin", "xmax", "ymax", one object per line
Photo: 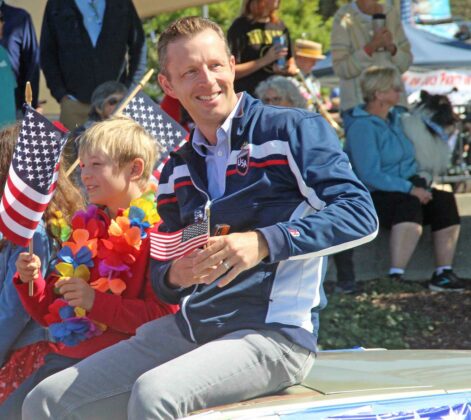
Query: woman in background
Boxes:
[
  {"xmin": 345, "ymin": 66, "xmax": 465, "ymax": 292},
  {"xmin": 227, "ymin": 0, "xmax": 297, "ymax": 96}
]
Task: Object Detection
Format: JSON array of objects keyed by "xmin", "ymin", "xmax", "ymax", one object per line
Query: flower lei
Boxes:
[{"xmin": 44, "ymin": 186, "xmax": 160, "ymax": 346}]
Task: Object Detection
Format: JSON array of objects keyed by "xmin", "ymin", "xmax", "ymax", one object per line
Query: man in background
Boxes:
[{"xmin": 40, "ymin": 0, "xmax": 146, "ymax": 130}]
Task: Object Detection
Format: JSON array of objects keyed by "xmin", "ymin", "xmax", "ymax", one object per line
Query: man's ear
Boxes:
[
  {"xmin": 130, "ymin": 158, "xmax": 145, "ymax": 180},
  {"xmin": 158, "ymin": 73, "xmax": 178, "ymax": 99}
]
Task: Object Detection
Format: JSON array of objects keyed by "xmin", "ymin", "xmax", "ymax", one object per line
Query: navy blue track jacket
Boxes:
[{"xmin": 151, "ymin": 94, "xmax": 378, "ymax": 352}]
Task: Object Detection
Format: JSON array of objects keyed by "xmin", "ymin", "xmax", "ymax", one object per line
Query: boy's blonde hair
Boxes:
[
  {"xmin": 78, "ymin": 116, "xmax": 159, "ymax": 185},
  {"xmin": 360, "ymin": 66, "xmax": 403, "ymax": 104}
]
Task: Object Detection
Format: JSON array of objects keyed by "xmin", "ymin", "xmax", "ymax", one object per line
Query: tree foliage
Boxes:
[{"xmin": 143, "ymin": 0, "xmax": 337, "ymax": 97}]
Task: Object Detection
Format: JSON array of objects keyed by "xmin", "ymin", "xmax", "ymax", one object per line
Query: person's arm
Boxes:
[
  {"xmin": 331, "ymin": 12, "xmax": 375, "ymax": 80},
  {"xmin": 388, "ymin": 10, "xmax": 413, "ymax": 73},
  {"xmin": 346, "ymin": 120, "xmax": 413, "ymax": 193},
  {"xmin": 233, "ymin": 46, "xmax": 284, "ymax": 79},
  {"xmin": 40, "ymin": 2, "xmax": 68, "ymax": 102},
  {"xmin": 126, "ymin": 0, "xmax": 146, "ymax": 85},
  {"xmin": 0, "ymin": 228, "xmax": 50, "ymax": 366},
  {"xmin": 255, "ymin": 116, "xmax": 378, "ymax": 263}
]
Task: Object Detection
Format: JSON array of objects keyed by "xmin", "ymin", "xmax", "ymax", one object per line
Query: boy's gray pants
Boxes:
[{"xmin": 22, "ymin": 314, "xmax": 314, "ymax": 420}]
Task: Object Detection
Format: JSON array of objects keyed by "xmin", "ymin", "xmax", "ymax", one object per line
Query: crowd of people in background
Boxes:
[{"xmin": 0, "ymin": 0, "xmax": 470, "ymax": 417}]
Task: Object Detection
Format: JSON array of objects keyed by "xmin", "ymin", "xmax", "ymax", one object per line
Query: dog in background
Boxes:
[{"xmin": 401, "ymin": 90, "xmax": 459, "ymax": 185}]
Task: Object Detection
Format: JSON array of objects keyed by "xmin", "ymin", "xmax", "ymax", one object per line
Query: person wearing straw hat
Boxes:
[{"xmin": 294, "ymin": 39, "xmax": 326, "ymax": 110}]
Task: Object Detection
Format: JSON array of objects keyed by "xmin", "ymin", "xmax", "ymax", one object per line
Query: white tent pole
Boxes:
[{"xmin": 202, "ymin": 4, "xmax": 209, "ymax": 17}]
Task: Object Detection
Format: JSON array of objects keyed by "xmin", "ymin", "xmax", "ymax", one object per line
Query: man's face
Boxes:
[{"xmin": 158, "ymin": 29, "xmax": 238, "ymax": 139}]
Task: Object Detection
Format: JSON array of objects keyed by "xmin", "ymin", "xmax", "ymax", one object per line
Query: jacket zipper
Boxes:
[{"xmin": 179, "ymin": 176, "xmax": 211, "ymax": 343}]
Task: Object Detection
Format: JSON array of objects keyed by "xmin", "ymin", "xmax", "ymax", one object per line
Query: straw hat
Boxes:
[{"xmin": 295, "ymin": 39, "xmax": 326, "ymax": 60}]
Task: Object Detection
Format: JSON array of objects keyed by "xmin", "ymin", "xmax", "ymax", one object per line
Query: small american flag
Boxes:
[
  {"xmin": 150, "ymin": 220, "xmax": 209, "ymax": 261},
  {"xmin": 122, "ymin": 91, "xmax": 188, "ymax": 179},
  {"xmin": 0, "ymin": 107, "xmax": 66, "ymax": 247}
]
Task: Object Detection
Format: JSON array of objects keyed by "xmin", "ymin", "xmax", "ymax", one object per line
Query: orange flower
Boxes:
[
  {"xmin": 63, "ymin": 229, "xmax": 97, "ymax": 258},
  {"xmin": 91, "ymin": 277, "xmax": 127, "ymax": 295}
]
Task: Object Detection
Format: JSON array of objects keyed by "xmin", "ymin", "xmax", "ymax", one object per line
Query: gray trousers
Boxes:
[{"xmin": 23, "ymin": 314, "xmax": 314, "ymax": 420}]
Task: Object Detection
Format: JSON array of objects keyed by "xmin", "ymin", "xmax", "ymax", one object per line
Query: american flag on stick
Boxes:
[
  {"xmin": 122, "ymin": 91, "xmax": 189, "ymax": 179},
  {"xmin": 150, "ymin": 219, "xmax": 209, "ymax": 261},
  {"xmin": 0, "ymin": 107, "xmax": 66, "ymax": 247}
]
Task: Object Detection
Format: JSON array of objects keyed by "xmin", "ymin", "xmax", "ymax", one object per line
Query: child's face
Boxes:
[{"xmin": 80, "ymin": 150, "xmax": 133, "ymax": 212}]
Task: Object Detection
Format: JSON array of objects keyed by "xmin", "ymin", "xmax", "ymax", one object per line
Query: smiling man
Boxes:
[{"xmin": 23, "ymin": 17, "xmax": 378, "ymax": 420}]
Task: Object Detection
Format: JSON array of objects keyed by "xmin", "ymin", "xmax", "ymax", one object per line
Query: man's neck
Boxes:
[{"xmin": 195, "ymin": 93, "xmax": 240, "ymax": 146}]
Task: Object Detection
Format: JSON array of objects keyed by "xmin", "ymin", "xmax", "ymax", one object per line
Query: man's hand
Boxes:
[
  {"xmin": 16, "ymin": 253, "xmax": 41, "ymax": 283},
  {"xmin": 366, "ymin": 28, "xmax": 393, "ymax": 52},
  {"xmin": 55, "ymin": 278, "xmax": 96, "ymax": 311},
  {"xmin": 195, "ymin": 231, "xmax": 269, "ymax": 288},
  {"xmin": 166, "ymin": 231, "xmax": 269, "ymax": 289}
]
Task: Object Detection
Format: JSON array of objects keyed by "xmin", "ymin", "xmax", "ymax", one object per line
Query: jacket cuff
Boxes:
[
  {"xmin": 257, "ymin": 224, "xmax": 289, "ymax": 263},
  {"xmin": 151, "ymin": 261, "xmax": 185, "ymax": 305}
]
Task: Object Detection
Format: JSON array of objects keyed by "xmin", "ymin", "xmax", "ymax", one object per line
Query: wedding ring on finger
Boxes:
[{"xmin": 222, "ymin": 260, "xmax": 231, "ymax": 271}]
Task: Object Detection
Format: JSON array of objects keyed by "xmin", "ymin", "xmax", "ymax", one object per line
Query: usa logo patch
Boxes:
[
  {"xmin": 236, "ymin": 147, "xmax": 250, "ymax": 176},
  {"xmin": 288, "ymin": 228, "xmax": 300, "ymax": 237}
]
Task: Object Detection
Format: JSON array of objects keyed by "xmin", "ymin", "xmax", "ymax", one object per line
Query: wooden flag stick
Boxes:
[
  {"xmin": 114, "ymin": 69, "xmax": 155, "ymax": 115},
  {"xmin": 65, "ymin": 69, "xmax": 155, "ymax": 177},
  {"xmin": 296, "ymin": 71, "xmax": 344, "ymax": 137},
  {"xmin": 25, "ymin": 81, "xmax": 34, "ymax": 297}
]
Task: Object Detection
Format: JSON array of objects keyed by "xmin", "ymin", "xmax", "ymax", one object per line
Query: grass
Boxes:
[{"xmin": 318, "ymin": 278, "xmax": 436, "ymax": 350}]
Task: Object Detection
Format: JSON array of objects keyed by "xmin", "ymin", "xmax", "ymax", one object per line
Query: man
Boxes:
[
  {"xmin": 23, "ymin": 17, "xmax": 378, "ymax": 419},
  {"xmin": 331, "ymin": 0, "xmax": 412, "ymax": 112},
  {"xmin": 0, "ymin": 1, "xmax": 39, "ymax": 112},
  {"xmin": 40, "ymin": 0, "xmax": 146, "ymax": 130}
]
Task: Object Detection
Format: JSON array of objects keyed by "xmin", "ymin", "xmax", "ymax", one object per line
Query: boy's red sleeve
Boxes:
[
  {"xmin": 14, "ymin": 272, "xmax": 57, "ymax": 327},
  {"xmin": 87, "ymin": 273, "xmax": 178, "ymax": 335}
]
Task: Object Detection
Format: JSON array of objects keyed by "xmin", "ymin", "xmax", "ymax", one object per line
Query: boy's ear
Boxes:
[{"xmin": 130, "ymin": 158, "xmax": 145, "ymax": 180}]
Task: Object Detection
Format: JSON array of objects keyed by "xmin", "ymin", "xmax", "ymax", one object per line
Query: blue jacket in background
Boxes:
[
  {"xmin": 151, "ymin": 94, "xmax": 378, "ymax": 353},
  {"xmin": 0, "ymin": 3, "xmax": 40, "ymax": 110},
  {"xmin": 344, "ymin": 105, "xmax": 417, "ymax": 193},
  {"xmin": 0, "ymin": 221, "xmax": 53, "ymax": 367}
]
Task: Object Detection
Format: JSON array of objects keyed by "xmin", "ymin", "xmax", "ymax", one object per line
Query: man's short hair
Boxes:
[
  {"xmin": 157, "ymin": 16, "xmax": 230, "ymax": 77},
  {"xmin": 78, "ymin": 116, "xmax": 158, "ymax": 185},
  {"xmin": 360, "ymin": 66, "xmax": 402, "ymax": 104}
]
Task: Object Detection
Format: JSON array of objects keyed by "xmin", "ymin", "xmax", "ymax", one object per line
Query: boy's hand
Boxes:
[
  {"xmin": 16, "ymin": 253, "xmax": 41, "ymax": 283},
  {"xmin": 55, "ymin": 278, "xmax": 96, "ymax": 311}
]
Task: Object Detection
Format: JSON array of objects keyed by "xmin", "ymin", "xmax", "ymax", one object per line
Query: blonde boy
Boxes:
[{"xmin": 2, "ymin": 117, "xmax": 176, "ymax": 418}]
